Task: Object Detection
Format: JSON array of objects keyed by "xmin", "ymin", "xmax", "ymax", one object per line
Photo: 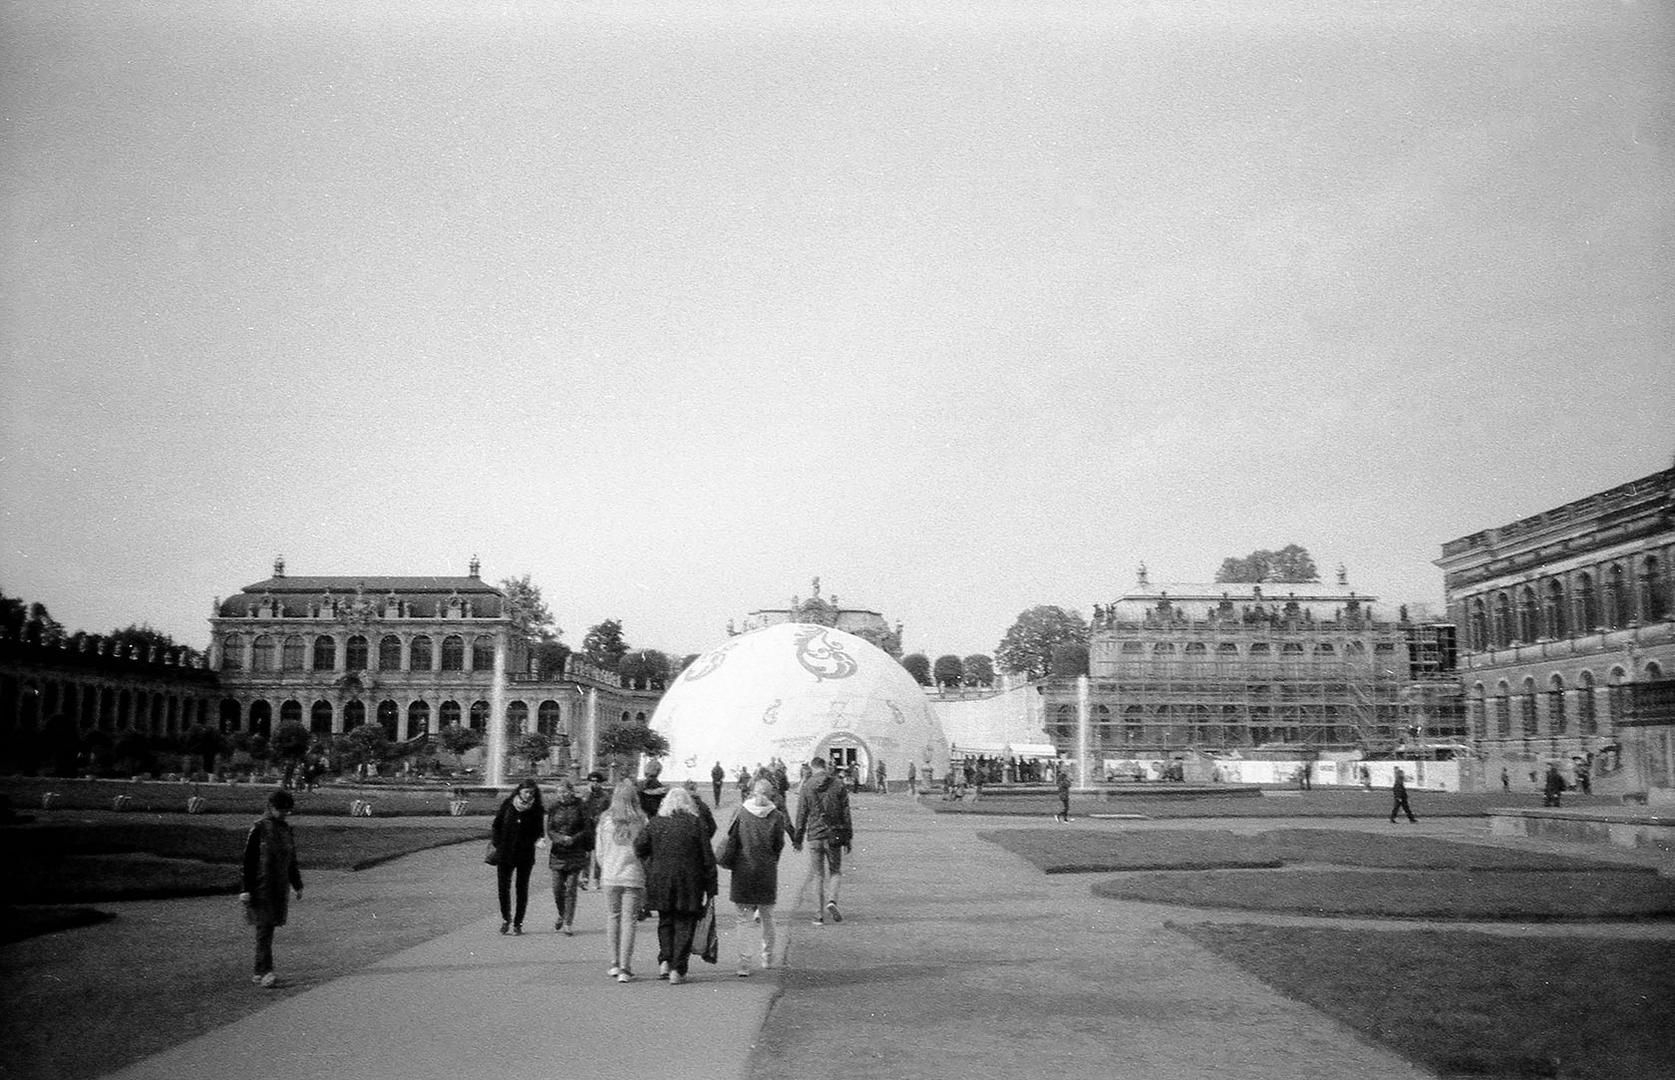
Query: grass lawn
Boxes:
[
  {"xmin": 1093, "ymin": 869, "xmax": 1675, "ymax": 921},
  {"xmin": 926, "ymin": 788, "xmax": 1566, "ymax": 818},
  {"xmin": 1179, "ymin": 923, "xmax": 1675, "ymax": 1080},
  {"xmin": 978, "ymin": 827, "xmax": 1644, "ymax": 875},
  {"xmin": 1, "ymin": 820, "xmax": 484, "ymax": 906},
  {"xmin": 0, "ymin": 905, "xmax": 113, "ymax": 945},
  {"xmin": 0, "ymin": 775, "xmax": 505, "ymax": 816}
]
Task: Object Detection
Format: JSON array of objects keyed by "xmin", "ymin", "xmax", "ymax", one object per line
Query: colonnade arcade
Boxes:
[
  {"xmin": 0, "ymin": 670, "xmax": 213, "ymax": 737},
  {"xmin": 1466, "ymin": 658, "xmax": 1665, "ymax": 745}
]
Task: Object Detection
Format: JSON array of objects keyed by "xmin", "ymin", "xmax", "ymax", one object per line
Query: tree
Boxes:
[
  {"xmin": 339, "ymin": 724, "xmax": 392, "ymax": 772},
  {"xmin": 582, "ymin": 619, "xmax": 629, "ymax": 671},
  {"xmin": 995, "ymin": 606, "xmax": 1089, "ymax": 680},
  {"xmin": 962, "ymin": 654, "xmax": 996, "ymax": 688},
  {"xmin": 1050, "ymin": 643, "xmax": 1090, "ymax": 677},
  {"xmin": 113, "ymin": 731, "xmax": 156, "ymax": 776},
  {"xmin": 273, "ymin": 722, "xmax": 312, "ymax": 787},
  {"xmin": 596, "ymin": 718, "xmax": 669, "ymax": 767},
  {"xmin": 1214, "ymin": 544, "xmax": 1320, "ymax": 584},
  {"xmin": 439, "ymin": 724, "xmax": 483, "ymax": 771},
  {"xmin": 933, "ymin": 654, "xmax": 964, "ymax": 688},
  {"xmin": 534, "ymin": 638, "xmax": 571, "ymax": 678},
  {"xmin": 513, "ymin": 731, "xmax": 553, "ymax": 774},
  {"xmin": 0, "ymin": 590, "xmax": 66, "ymax": 645},
  {"xmin": 618, "ymin": 649, "xmax": 671, "ymax": 691},
  {"xmin": 900, "ymin": 653, "xmax": 932, "ymax": 686},
  {"xmin": 184, "ymin": 724, "xmax": 227, "ymax": 775},
  {"xmin": 500, "ymin": 575, "xmax": 559, "ymax": 641}
]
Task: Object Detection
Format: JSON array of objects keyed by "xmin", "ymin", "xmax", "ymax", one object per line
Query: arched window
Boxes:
[
  {"xmin": 377, "ymin": 699, "xmax": 398, "ymax": 738},
  {"xmin": 1646, "ymin": 660, "xmax": 1664, "ymax": 680},
  {"xmin": 538, "ymin": 700, "xmax": 563, "ymax": 736},
  {"xmin": 310, "ymin": 699, "xmax": 333, "ymax": 734},
  {"xmin": 1543, "ymin": 580, "xmax": 1567, "ymax": 639},
  {"xmin": 345, "ymin": 636, "xmax": 369, "ymax": 671},
  {"xmin": 411, "ymin": 636, "xmax": 433, "ymax": 670},
  {"xmin": 1575, "ymin": 572, "xmax": 1599, "ymax": 630},
  {"xmin": 1494, "ymin": 681, "xmax": 1511, "ymax": 736},
  {"xmin": 1184, "ymin": 641, "xmax": 1207, "ymax": 674},
  {"xmin": 506, "ymin": 701, "xmax": 530, "ymax": 735},
  {"xmin": 442, "ymin": 636, "xmax": 466, "ymax": 672},
  {"xmin": 379, "ymin": 635, "xmax": 402, "ymax": 671},
  {"xmin": 221, "ymin": 634, "xmax": 244, "ymax": 671},
  {"xmin": 1054, "ymin": 703, "xmax": 1075, "ymax": 740},
  {"xmin": 1280, "ymin": 642, "xmax": 1304, "ymax": 675},
  {"xmin": 635, "ymin": 711, "xmax": 647, "ymax": 724},
  {"xmin": 313, "ymin": 635, "xmax": 337, "ymax": 671},
  {"xmin": 1578, "ymin": 671, "xmax": 1598, "ymax": 734},
  {"xmin": 250, "ymin": 700, "xmax": 273, "ymax": 738},
  {"xmin": 1517, "ymin": 587, "xmax": 1539, "ymax": 642},
  {"xmin": 343, "ymin": 700, "xmax": 366, "ymax": 731},
  {"xmin": 280, "ymin": 700, "xmax": 302, "ymax": 727},
  {"xmin": 219, "ymin": 697, "xmax": 241, "ymax": 733},
  {"xmin": 1547, "ymin": 674, "xmax": 1567, "ymax": 735},
  {"xmin": 408, "ymin": 700, "xmax": 431, "ymax": 735},
  {"xmin": 1641, "ymin": 556, "xmax": 1667, "ymax": 622},
  {"xmin": 472, "ymin": 636, "xmax": 496, "ymax": 671},
  {"xmin": 1314, "ymin": 643, "xmax": 1336, "ymax": 664},
  {"xmin": 1468, "ymin": 599, "xmax": 1488, "ymax": 652},
  {"xmin": 1492, "ymin": 593, "xmax": 1512, "ymax": 648},
  {"xmin": 1605, "ymin": 564, "xmax": 1627, "ymax": 628},
  {"xmin": 1123, "ymin": 704, "xmax": 1145, "ymax": 744},
  {"xmin": 1215, "ymin": 642, "xmax": 1239, "ymax": 676},
  {"xmin": 439, "ymin": 700, "xmax": 461, "ymax": 728},
  {"xmin": 252, "ymin": 635, "xmax": 276, "ymax": 671},
  {"xmin": 469, "ymin": 699, "xmax": 489, "ymax": 730},
  {"xmin": 1249, "ymin": 643, "xmax": 1271, "ymax": 665},
  {"xmin": 282, "ymin": 635, "xmax": 306, "ymax": 671},
  {"xmin": 1520, "ymin": 678, "xmax": 1538, "ymax": 736},
  {"xmin": 1469, "ymin": 684, "xmax": 1486, "ymax": 739}
]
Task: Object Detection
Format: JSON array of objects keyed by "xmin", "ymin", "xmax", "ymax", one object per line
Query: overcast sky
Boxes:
[{"xmin": 2, "ymin": 0, "xmax": 1671, "ymax": 661}]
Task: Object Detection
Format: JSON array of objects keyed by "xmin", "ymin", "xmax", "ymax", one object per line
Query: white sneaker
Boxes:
[
  {"xmin": 658, "ymin": 960, "xmax": 671, "ymax": 980},
  {"xmin": 607, "ymin": 965, "xmax": 619, "ymax": 978},
  {"xmin": 617, "ymin": 971, "xmax": 633, "ymax": 984},
  {"xmin": 761, "ymin": 946, "xmax": 772, "ymax": 969},
  {"xmin": 668, "ymin": 970, "xmax": 684, "ymax": 985},
  {"xmin": 259, "ymin": 972, "xmax": 278, "ymax": 989}
]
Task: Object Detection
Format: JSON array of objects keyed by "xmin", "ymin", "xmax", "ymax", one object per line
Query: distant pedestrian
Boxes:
[
  {"xmin": 723, "ymin": 779, "xmax": 790, "ymax": 977},
  {"xmin": 1500, "ymin": 767, "xmax": 1511, "ymax": 793},
  {"xmin": 594, "ymin": 780, "xmax": 648, "ymax": 982},
  {"xmin": 581, "ymin": 771, "xmax": 612, "ymax": 890},
  {"xmin": 1389, "ymin": 768, "xmax": 1417, "ymax": 823},
  {"xmin": 1576, "ymin": 758, "xmax": 1592, "ymax": 796},
  {"xmin": 545, "ymin": 777, "xmax": 594, "ymax": 936},
  {"xmin": 241, "ymin": 789, "xmax": 303, "ymax": 988},
  {"xmin": 491, "ymin": 779, "xmax": 545, "ymax": 935},
  {"xmin": 1054, "ymin": 768, "xmax": 1072, "ymax": 822},
  {"xmin": 635, "ymin": 786, "xmax": 718, "ymax": 985},
  {"xmin": 875, "ymin": 759, "xmax": 888, "ymax": 794},
  {"xmin": 792, "ymin": 756, "xmax": 852, "ymax": 925},
  {"xmin": 637, "ymin": 759, "xmax": 671, "ymax": 819},
  {"xmin": 906, "ymin": 761, "xmax": 917, "ymax": 795},
  {"xmin": 737, "ymin": 766, "xmax": 752, "ymax": 802},
  {"xmin": 711, "ymin": 761, "xmax": 726, "ymax": 806},
  {"xmin": 1543, "ymin": 764, "xmax": 1566, "ymax": 808}
]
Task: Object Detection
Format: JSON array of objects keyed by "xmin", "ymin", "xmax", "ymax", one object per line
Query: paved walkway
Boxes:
[{"xmin": 93, "ymin": 797, "xmax": 1674, "ymax": 1080}]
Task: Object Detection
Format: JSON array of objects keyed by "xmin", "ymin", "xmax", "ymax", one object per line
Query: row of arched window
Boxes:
[
  {"xmin": 1112, "ymin": 639, "xmax": 1398, "ymax": 674},
  {"xmin": 218, "ymin": 696, "xmax": 570, "ymax": 737},
  {"xmin": 1051, "ymin": 702, "xmax": 1374, "ymax": 747},
  {"xmin": 1464, "ymin": 555, "xmax": 1668, "ymax": 653},
  {"xmin": 220, "ymin": 632, "xmax": 498, "ymax": 674},
  {"xmin": 1466, "ymin": 661, "xmax": 1664, "ymax": 740}
]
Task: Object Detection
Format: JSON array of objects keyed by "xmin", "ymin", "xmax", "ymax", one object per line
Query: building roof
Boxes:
[
  {"xmin": 1114, "ymin": 581, "xmax": 1374, "ymax": 603},
  {"xmin": 235, "ymin": 576, "xmax": 503, "ymax": 595},
  {"xmin": 217, "ymin": 574, "xmax": 507, "ymax": 619}
]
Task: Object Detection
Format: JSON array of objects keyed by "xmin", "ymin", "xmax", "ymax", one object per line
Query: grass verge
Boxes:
[
  {"xmin": 1178, "ymin": 923, "xmax": 1675, "ymax": 1080},
  {"xmin": 1093, "ymin": 869, "xmax": 1675, "ymax": 921},
  {"xmin": 926, "ymin": 789, "xmax": 1569, "ymax": 818}
]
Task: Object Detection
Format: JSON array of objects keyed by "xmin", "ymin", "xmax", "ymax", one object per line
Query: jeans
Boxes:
[
  {"xmin": 551, "ymin": 866, "xmax": 584, "ymax": 927},
  {"xmin": 497, "ymin": 859, "xmax": 534, "ymax": 925},
  {"xmin": 604, "ymin": 885, "xmax": 643, "ymax": 972},
  {"xmin": 734, "ymin": 902, "xmax": 775, "ymax": 967}
]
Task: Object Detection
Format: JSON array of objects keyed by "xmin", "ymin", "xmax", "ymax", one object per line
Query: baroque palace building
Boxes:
[
  {"xmin": 1039, "ymin": 566, "xmax": 1461, "ymax": 765},
  {"xmin": 1436, "ymin": 465, "xmax": 1675, "ymax": 799},
  {"xmin": 210, "ymin": 557, "xmax": 658, "ymax": 770}
]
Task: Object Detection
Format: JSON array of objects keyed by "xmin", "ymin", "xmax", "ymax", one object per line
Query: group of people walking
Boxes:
[{"xmin": 486, "ymin": 756, "xmax": 853, "ymax": 984}]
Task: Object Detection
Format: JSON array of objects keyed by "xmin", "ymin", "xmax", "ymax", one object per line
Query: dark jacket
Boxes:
[
  {"xmin": 793, "ymin": 771, "xmax": 852, "ymax": 847},
  {"xmin": 725, "ymin": 799, "xmax": 788, "ymax": 906},
  {"xmin": 637, "ymin": 777, "xmax": 670, "ymax": 819},
  {"xmin": 243, "ymin": 815, "xmax": 303, "ymax": 925},
  {"xmin": 634, "ymin": 810, "xmax": 717, "ymax": 914},
  {"xmin": 545, "ymin": 792, "xmax": 595, "ymax": 870},
  {"xmin": 492, "ymin": 797, "xmax": 546, "ymax": 868}
]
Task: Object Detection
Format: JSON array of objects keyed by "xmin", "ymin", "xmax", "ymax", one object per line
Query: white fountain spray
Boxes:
[
  {"xmin": 486, "ymin": 634, "xmax": 507, "ymax": 789},
  {"xmin": 1076, "ymin": 673, "xmax": 1091, "ymax": 790}
]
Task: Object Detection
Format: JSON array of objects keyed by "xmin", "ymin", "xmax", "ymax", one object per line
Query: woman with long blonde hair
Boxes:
[{"xmin": 593, "ymin": 779, "xmax": 648, "ymax": 982}]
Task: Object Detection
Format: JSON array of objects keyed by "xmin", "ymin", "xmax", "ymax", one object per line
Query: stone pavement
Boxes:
[{"xmin": 94, "ymin": 796, "xmax": 1675, "ymax": 1080}]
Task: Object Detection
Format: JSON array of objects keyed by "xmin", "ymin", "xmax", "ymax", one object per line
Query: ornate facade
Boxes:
[
  {"xmin": 1040, "ymin": 566, "xmax": 1460, "ymax": 762},
  {"xmin": 733, "ymin": 577, "xmax": 904, "ymax": 658},
  {"xmin": 1437, "ymin": 466, "xmax": 1675, "ymax": 798},
  {"xmin": 210, "ymin": 558, "xmax": 658, "ymax": 770}
]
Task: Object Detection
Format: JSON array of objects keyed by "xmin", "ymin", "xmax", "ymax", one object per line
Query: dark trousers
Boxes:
[
  {"xmin": 551, "ymin": 866, "xmax": 584, "ymax": 926},
  {"xmin": 657, "ymin": 911, "xmax": 700, "ymax": 975},
  {"xmin": 497, "ymin": 859, "xmax": 534, "ymax": 925},
  {"xmin": 713, "ymin": 782, "xmax": 724, "ymax": 805},
  {"xmin": 1390, "ymin": 792, "xmax": 1416, "ymax": 822},
  {"xmin": 253, "ymin": 916, "xmax": 276, "ymax": 975}
]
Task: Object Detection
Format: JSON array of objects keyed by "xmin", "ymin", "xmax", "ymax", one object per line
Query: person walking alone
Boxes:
[
  {"xmin": 1389, "ymin": 767, "xmax": 1418, "ymax": 824},
  {"xmin": 722, "ymin": 778, "xmax": 789, "ymax": 977},
  {"xmin": 635, "ymin": 785, "xmax": 717, "ymax": 985},
  {"xmin": 545, "ymin": 776, "xmax": 594, "ymax": 935},
  {"xmin": 792, "ymin": 756, "xmax": 852, "ymax": 926},
  {"xmin": 241, "ymin": 789, "xmax": 303, "ymax": 988},
  {"xmin": 594, "ymin": 780, "xmax": 648, "ymax": 982},
  {"xmin": 491, "ymin": 779, "xmax": 545, "ymax": 935},
  {"xmin": 711, "ymin": 761, "xmax": 726, "ymax": 807},
  {"xmin": 1054, "ymin": 768, "xmax": 1072, "ymax": 823}
]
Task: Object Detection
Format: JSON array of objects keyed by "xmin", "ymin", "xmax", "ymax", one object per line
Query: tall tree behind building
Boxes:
[
  {"xmin": 995, "ymin": 606, "xmax": 1090, "ymax": 680},
  {"xmin": 1214, "ymin": 544, "xmax": 1320, "ymax": 584}
]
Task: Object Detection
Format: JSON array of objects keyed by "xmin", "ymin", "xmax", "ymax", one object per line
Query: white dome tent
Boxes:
[{"xmin": 650, "ymin": 623, "xmax": 951, "ymax": 785}]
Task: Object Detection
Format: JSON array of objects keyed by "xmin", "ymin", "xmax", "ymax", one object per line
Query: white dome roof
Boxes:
[{"xmin": 651, "ymin": 623, "xmax": 950, "ymax": 783}]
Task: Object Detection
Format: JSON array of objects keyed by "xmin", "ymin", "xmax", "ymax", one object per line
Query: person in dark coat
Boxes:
[
  {"xmin": 633, "ymin": 785, "xmax": 717, "ymax": 984},
  {"xmin": 1054, "ymin": 768, "xmax": 1072, "ymax": 822},
  {"xmin": 1543, "ymin": 763, "xmax": 1567, "ymax": 807},
  {"xmin": 241, "ymin": 789, "xmax": 303, "ymax": 988},
  {"xmin": 682, "ymin": 779, "xmax": 718, "ymax": 838},
  {"xmin": 545, "ymin": 777, "xmax": 594, "ymax": 935},
  {"xmin": 580, "ymin": 771, "xmax": 612, "ymax": 890},
  {"xmin": 1389, "ymin": 767, "xmax": 1417, "ymax": 823},
  {"xmin": 711, "ymin": 761, "xmax": 727, "ymax": 806},
  {"xmin": 491, "ymin": 779, "xmax": 546, "ymax": 935},
  {"xmin": 724, "ymin": 779, "xmax": 789, "ymax": 976}
]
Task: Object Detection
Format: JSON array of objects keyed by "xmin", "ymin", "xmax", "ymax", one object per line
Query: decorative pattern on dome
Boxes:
[
  {"xmin": 681, "ymin": 639, "xmax": 740, "ymax": 682},
  {"xmin": 762, "ymin": 698, "xmax": 782, "ymax": 726},
  {"xmin": 887, "ymin": 700, "xmax": 906, "ymax": 725},
  {"xmin": 794, "ymin": 626, "xmax": 858, "ymax": 682}
]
